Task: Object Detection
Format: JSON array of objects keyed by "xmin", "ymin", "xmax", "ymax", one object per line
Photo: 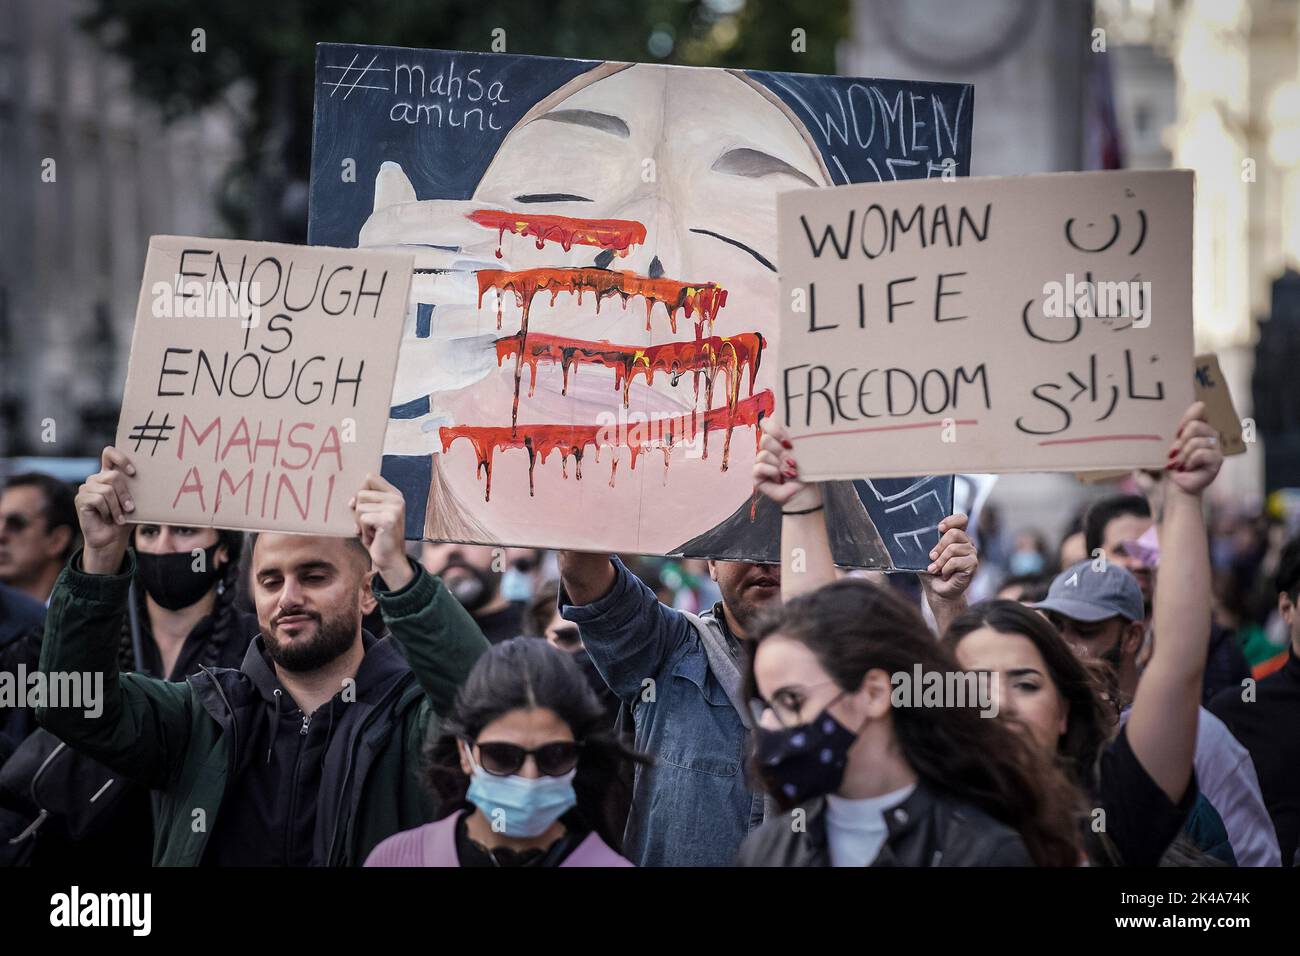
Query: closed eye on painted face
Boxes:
[
  {"xmin": 508, "ymin": 109, "xmax": 790, "ymax": 272},
  {"xmin": 511, "ymin": 108, "xmax": 629, "ymax": 206},
  {"xmin": 710, "ymin": 147, "xmax": 818, "ymax": 188}
]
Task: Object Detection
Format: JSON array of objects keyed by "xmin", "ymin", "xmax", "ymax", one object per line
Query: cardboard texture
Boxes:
[
  {"xmin": 778, "ymin": 170, "xmax": 1195, "ymax": 479},
  {"xmin": 115, "ymin": 236, "xmax": 412, "ymax": 535},
  {"xmin": 1193, "ymin": 353, "xmax": 1246, "ymax": 456},
  {"xmin": 1074, "ymin": 353, "xmax": 1244, "ymax": 482}
]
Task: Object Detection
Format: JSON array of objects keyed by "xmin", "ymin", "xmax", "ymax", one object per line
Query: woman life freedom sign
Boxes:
[
  {"xmin": 114, "ymin": 236, "xmax": 413, "ymax": 535},
  {"xmin": 776, "ymin": 170, "xmax": 1195, "ymax": 478}
]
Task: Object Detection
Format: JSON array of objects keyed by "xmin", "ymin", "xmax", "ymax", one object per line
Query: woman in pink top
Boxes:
[{"xmin": 365, "ymin": 636, "xmax": 648, "ymax": 867}]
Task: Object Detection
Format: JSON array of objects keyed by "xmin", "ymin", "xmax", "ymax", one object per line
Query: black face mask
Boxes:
[
  {"xmin": 753, "ymin": 701, "xmax": 860, "ymax": 808},
  {"xmin": 443, "ymin": 562, "xmax": 500, "ymax": 614},
  {"xmin": 135, "ymin": 543, "xmax": 224, "ymax": 610}
]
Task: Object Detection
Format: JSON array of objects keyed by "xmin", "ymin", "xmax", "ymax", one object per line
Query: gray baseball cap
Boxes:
[{"xmin": 1033, "ymin": 559, "xmax": 1144, "ymax": 623}]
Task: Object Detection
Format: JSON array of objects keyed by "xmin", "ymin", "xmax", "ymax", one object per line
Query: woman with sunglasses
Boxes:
[{"xmin": 364, "ymin": 637, "xmax": 649, "ymax": 867}]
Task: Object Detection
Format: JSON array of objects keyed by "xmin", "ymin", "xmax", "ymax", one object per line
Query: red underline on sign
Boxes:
[
  {"xmin": 791, "ymin": 419, "xmax": 980, "ymax": 441},
  {"xmin": 1037, "ymin": 434, "xmax": 1164, "ymax": 446}
]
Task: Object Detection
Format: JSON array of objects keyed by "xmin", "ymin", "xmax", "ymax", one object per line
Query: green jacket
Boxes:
[{"xmin": 36, "ymin": 548, "xmax": 489, "ymax": 866}]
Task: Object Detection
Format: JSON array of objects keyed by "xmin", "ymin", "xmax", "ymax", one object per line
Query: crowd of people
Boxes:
[{"xmin": 0, "ymin": 398, "xmax": 1296, "ymax": 867}]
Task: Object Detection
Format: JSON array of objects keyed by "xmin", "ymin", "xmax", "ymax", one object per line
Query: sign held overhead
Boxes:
[
  {"xmin": 777, "ymin": 170, "xmax": 1195, "ymax": 478},
  {"xmin": 115, "ymin": 236, "xmax": 413, "ymax": 535}
]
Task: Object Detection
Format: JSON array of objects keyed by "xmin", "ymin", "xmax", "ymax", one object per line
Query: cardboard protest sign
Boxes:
[
  {"xmin": 1194, "ymin": 353, "xmax": 1246, "ymax": 456},
  {"xmin": 778, "ymin": 170, "xmax": 1195, "ymax": 479},
  {"xmin": 309, "ymin": 44, "xmax": 972, "ymax": 569},
  {"xmin": 1075, "ymin": 469, "xmax": 1132, "ymax": 484},
  {"xmin": 1074, "ymin": 352, "xmax": 1245, "ymax": 482},
  {"xmin": 115, "ymin": 236, "xmax": 413, "ymax": 535}
]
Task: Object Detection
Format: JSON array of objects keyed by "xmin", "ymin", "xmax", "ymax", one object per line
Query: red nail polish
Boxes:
[{"xmin": 781, "ymin": 439, "xmax": 793, "ymax": 450}]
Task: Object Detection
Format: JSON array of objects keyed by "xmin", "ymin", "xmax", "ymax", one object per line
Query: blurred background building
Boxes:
[
  {"xmin": 0, "ymin": 0, "xmax": 240, "ymax": 457},
  {"xmin": 842, "ymin": 0, "xmax": 1300, "ymax": 540}
]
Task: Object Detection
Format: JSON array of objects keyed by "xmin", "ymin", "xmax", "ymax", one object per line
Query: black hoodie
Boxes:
[{"xmin": 202, "ymin": 631, "xmax": 413, "ymax": 866}]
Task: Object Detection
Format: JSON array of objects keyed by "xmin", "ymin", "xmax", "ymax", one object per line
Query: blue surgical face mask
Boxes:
[
  {"xmin": 464, "ymin": 749, "xmax": 577, "ymax": 838},
  {"xmin": 500, "ymin": 567, "xmax": 534, "ymax": 603},
  {"xmin": 1010, "ymin": 550, "xmax": 1046, "ymax": 576}
]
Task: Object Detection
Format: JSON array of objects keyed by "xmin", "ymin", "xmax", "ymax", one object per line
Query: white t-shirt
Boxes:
[{"xmin": 825, "ymin": 784, "xmax": 917, "ymax": 867}]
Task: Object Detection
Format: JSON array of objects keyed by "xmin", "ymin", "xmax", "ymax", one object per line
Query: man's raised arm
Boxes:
[
  {"xmin": 558, "ymin": 551, "xmax": 692, "ymax": 703},
  {"xmin": 753, "ymin": 418, "xmax": 978, "ymax": 627},
  {"xmin": 352, "ymin": 474, "xmax": 488, "ymax": 716}
]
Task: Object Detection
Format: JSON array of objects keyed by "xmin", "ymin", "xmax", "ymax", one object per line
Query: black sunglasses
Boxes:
[
  {"xmin": 1, "ymin": 513, "xmax": 35, "ymax": 535},
  {"xmin": 468, "ymin": 739, "xmax": 582, "ymax": 777}
]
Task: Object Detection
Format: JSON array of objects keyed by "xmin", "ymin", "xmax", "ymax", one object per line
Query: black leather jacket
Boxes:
[{"xmin": 735, "ymin": 781, "xmax": 1034, "ymax": 867}]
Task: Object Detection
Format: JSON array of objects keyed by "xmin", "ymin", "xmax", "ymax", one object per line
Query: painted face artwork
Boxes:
[
  {"xmin": 359, "ymin": 63, "xmax": 821, "ymax": 550},
  {"xmin": 314, "ymin": 46, "xmax": 971, "ymax": 566}
]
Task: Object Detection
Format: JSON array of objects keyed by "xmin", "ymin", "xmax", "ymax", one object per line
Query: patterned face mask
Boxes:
[{"xmin": 753, "ymin": 698, "xmax": 860, "ymax": 808}]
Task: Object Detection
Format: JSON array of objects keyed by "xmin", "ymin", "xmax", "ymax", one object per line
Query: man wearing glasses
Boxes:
[{"xmin": 0, "ymin": 472, "xmax": 78, "ymax": 605}]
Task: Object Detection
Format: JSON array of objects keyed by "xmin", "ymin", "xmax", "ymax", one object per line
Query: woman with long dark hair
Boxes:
[
  {"xmin": 944, "ymin": 601, "xmax": 1115, "ymax": 789},
  {"xmin": 750, "ymin": 400, "xmax": 1224, "ymax": 866},
  {"xmin": 737, "ymin": 578, "xmax": 1083, "ymax": 867},
  {"xmin": 365, "ymin": 637, "xmax": 649, "ymax": 867},
  {"xmin": 943, "ymin": 598, "xmax": 1223, "ymax": 866}
]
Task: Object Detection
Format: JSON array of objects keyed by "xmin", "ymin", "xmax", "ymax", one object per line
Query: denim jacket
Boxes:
[{"xmin": 560, "ymin": 557, "xmax": 763, "ymax": 867}]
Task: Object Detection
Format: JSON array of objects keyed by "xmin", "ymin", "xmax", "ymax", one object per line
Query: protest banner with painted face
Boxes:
[
  {"xmin": 115, "ymin": 236, "xmax": 412, "ymax": 535},
  {"xmin": 308, "ymin": 44, "xmax": 974, "ymax": 569},
  {"xmin": 777, "ymin": 169, "xmax": 1195, "ymax": 479}
]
